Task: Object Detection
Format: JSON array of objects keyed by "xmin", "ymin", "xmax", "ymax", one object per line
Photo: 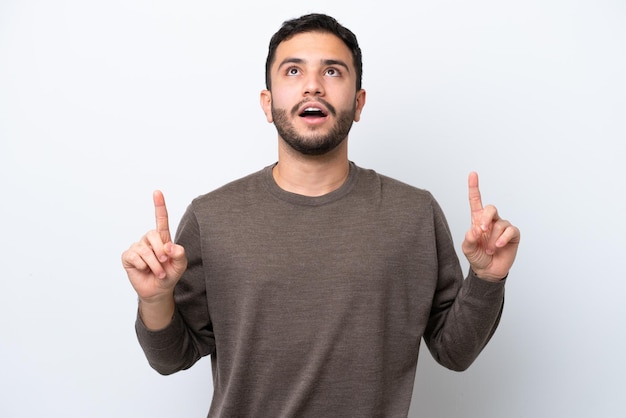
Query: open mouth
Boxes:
[
  {"xmin": 298, "ymin": 105, "xmax": 328, "ymax": 119},
  {"xmin": 299, "ymin": 107, "xmax": 327, "ymax": 118}
]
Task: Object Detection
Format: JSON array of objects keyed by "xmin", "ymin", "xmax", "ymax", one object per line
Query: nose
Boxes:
[{"xmin": 303, "ymin": 72, "xmax": 324, "ymax": 96}]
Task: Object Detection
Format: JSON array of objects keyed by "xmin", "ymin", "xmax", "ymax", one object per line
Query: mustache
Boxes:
[{"xmin": 290, "ymin": 98, "xmax": 337, "ymax": 117}]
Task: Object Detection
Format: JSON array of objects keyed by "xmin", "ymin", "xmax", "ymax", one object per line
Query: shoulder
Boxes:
[
  {"xmin": 189, "ymin": 166, "xmax": 271, "ymax": 210},
  {"xmin": 354, "ymin": 164, "xmax": 436, "ymax": 204}
]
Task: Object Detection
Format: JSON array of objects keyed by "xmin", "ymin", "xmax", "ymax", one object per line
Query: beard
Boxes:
[{"xmin": 271, "ymin": 98, "xmax": 356, "ymax": 156}]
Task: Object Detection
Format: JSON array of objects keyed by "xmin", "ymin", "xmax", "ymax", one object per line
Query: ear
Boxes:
[
  {"xmin": 260, "ymin": 90, "xmax": 273, "ymax": 123},
  {"xmin": 353, "ymin": 89, "xmax": 366, "ymax": 122}
]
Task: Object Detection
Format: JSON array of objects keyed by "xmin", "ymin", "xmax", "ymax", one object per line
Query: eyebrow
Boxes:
[{"xmin": 277, "ymin": 57, "xmax": 351, "ymax": 74}]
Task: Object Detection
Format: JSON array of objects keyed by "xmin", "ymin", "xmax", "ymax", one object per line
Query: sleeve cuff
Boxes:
[
  {"xmin": 465, "ymin": 269, "xmax": 506, "ymax": 299},
  {"xmin": 135, "ymin": 308, "xmax": 185, "ymax": 352}
]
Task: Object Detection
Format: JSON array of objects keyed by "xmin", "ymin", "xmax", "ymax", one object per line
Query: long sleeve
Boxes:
[
  {"xmin": 422, "ymin": 200, "xmax": 505, "ymax": 371},
  {"xmin": 135, "ymin": 205, "xmax": 215, "ymax": 375}
]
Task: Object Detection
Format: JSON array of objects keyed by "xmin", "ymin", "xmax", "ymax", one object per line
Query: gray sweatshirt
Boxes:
[{"xmin": 136, "ymin": 163, "xmax": 505, "ymax": 417}]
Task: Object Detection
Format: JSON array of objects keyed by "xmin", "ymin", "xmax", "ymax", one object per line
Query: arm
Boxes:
[
  {"xmin": 424, "ymin": 173, "xmax": 519, "ymax": 370},
  {"xmin": 125, "ymin": 195, "xmax": 214, "ymax": 375}
]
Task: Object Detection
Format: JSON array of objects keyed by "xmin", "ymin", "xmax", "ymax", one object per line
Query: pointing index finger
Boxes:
[
  {"xmin": 153, "ymin": 190, "xmax": 171, "ymax": 243},
  {"xmin": 468, "ymin": 171, "xmax": 484, "ymax": 220}
]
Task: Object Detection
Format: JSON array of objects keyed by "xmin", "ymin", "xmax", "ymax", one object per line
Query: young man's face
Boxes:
[{"xmin": 261, "ymin": 31, "xmax": 366, "ymax": 156}]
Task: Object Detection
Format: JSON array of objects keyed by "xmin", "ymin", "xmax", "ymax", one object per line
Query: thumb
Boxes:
[
  {"xmin": 462, "ymin": 225, "xmax": 482, "ymax": 257},
  {"xmin": 164, "ymin": 242, "xmax": 188, "ymax": 275}
]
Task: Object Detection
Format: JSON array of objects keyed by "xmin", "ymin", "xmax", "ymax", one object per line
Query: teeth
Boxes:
[{"xmin": 305, "ymin": 107, "xmax": 321, "ymax": 112}]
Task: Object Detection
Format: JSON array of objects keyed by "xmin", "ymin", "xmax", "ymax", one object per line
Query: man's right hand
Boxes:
[{"xmin": 121, "ymin": 190, "xmax": 187, "ymax": 329}]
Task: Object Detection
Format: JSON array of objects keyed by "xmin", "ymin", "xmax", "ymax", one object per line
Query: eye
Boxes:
[
  {"xmin": 325, "ymin": 68, "xmax": 341, "ymax": 77},
  {"xmin": 287, "ymin": 67, "xmax": 301, "ymax": 76}
]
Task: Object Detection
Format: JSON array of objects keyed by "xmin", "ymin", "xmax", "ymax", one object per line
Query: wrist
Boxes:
[
  {"xmin": 138, "ymin": 290, "xmax": 175, "ymax": 306},
  {"xmin": 471, "ymin": 269, "xmax": 508, "ymax": 283},
  {"xmin": 138, "ymin": 293, "xmax": 175, "ymax": 331}
]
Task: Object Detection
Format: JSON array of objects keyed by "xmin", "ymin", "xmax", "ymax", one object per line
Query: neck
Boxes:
[{"xmin": 273, "ymin": 140, "xmax": 350, "ymax": 197}]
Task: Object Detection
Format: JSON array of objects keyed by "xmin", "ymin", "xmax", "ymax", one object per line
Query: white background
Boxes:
[{"xmin": 1, "ymin": 1, "xmax": 625, "ymax": 417}]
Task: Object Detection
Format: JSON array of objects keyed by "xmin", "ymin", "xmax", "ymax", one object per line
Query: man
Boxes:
[{"xmin": 122, "ymin": 13, "xmax": 520, "ymax": 417}]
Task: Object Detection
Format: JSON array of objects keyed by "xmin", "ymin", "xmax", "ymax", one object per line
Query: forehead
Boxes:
[{"xmin": 273, "ymin": 31, "xmax": 354, "ymax": 69}]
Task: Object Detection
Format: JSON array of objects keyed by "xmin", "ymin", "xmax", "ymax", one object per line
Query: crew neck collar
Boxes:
[{"xmin": 263, "ymin": 161, "xmax": 359, "ymax": 206}]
